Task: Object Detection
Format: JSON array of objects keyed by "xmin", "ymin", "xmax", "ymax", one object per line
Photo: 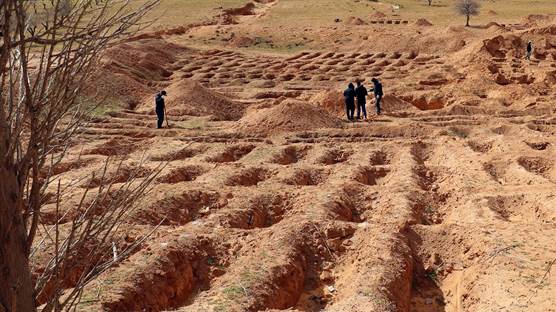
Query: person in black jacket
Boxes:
[
  {"xmin": 155, "ymin": 90, "xmax": 167, "ymax": 129},
  {"xmin": 526, "ymin": 41, "xmax": 533, "ymax": 61},
  {"xmin": 355, "ymin": 81, "xmax": 368, "ymax": 120},
  {"xmin": 343, "ymin": 83, "xmax": 356, "ymax": 121},
  {"xmin": 370, "ymin": 78, "xmax": 383, "ymax": 115}
]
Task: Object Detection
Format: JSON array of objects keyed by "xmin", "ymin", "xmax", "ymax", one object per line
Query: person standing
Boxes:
[
  {"xmin": 155, "ymin": 90, "xmax": 167, "ymax": 129},
  {"xmin": 343, "ymin": 83, "xmax": 356, "ymax": 121},
  {"xmin": 370, "ymin": 78, "xmax": 383, "ymax": 115},
  {"xmin": 526, "ymin": 41, "xmax": 533, "ymax": 61},
  {"xmin": 355, "ymin": 81, "xmax": 368, "ymax": 120}
]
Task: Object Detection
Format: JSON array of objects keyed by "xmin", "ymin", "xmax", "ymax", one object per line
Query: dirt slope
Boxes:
[{"xmin": 32, "ymin": 4, "xmax": 556, "ymax": 312}]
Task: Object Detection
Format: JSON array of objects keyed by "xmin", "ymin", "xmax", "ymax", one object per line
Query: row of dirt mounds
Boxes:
[
  {"xmin": 40, "ymin": 121, "xmax": 556, "ymax": 311},
  {"xmin": 170, "ymin": 46, "xmax": 452, "ymax": 96}
]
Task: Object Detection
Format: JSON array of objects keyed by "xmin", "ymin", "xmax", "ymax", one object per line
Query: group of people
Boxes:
[
  {"xmin": 153, "ymin": 78, "xmax": 384, "ymax": 128},
  {"xmin": 343, "ymin": 78, "xmax": 383, "ymax": 121},
  {"xmin": 155, "ymin": 40, "xmax": 538, "ymax": 127}
]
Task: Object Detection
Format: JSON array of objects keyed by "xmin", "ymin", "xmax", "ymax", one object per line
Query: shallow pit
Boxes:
[{"xmin": 354, "ymin": 166, "xmax": 390, "ymax": 186}]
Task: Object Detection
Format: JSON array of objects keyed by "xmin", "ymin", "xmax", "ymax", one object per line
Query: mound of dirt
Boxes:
[
  {"xmin": 229, "ymin": 36, "xmax": 255, "ymax": 48},
  {"xmin": 346, "ymin": 16, "xmax": 366, "ymax": 25},
  {"xmin": 371, "ymin": 11, "xmax": 386, "ymax": 19},
  {"xmin": 91, "ymin": 38, "xmax": 185, "ymax": 109},
  {"xmin": 381, "ymin": 95, "xmax": 419, "ymax": 113},
  {"xmin": 143, "ymin": 80, "xmax": 245, "ymax": 121},
  {"xmin": 217, "ymin": 13, "xmax": 238, "ymax": 25},
  {"xmin": 224, "ymin": 2, "xmax": 255, "ymax": 16},
  {"xmin": 415, "ymin": 18, "xmax": 433, "ymax": 26},
  {"xmin": 237, "ymin": 100, "xmax": 341, "ymax": 135},
  {"xmin": 310, "ymin": 89, "xmax": 344, "ymax": 117},
  {"xmin": 482, "ymin": 35, "xmax": 523, "ymax": 58}
]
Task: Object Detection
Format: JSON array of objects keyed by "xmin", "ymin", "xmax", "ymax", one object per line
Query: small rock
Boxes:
[
  {"xmin": 327, "ymin": 285, "xmax": 336, "ymax": 293},
  {"xmin": 425, "ymin": 297, "xmax": 433, "ymax": 305}
]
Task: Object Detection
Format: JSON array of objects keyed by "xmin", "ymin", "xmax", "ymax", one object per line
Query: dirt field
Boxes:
[{"xmin": 33, "ymin": 1, "xmax": 556, "ymax": 311}]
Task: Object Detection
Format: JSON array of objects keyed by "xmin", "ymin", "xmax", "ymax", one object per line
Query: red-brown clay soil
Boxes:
[{"xmin": 32, "ymin": 4, "xmax": 556, "ymax": 312}]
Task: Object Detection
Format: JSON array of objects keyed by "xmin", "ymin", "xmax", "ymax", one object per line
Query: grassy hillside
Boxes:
[
  {"xmin": 151, "ymin": 0, "xmax": 555, "ymax": 28},
  {"xmin": 147, "ymin": 0, "xmax": 249, "ymax": 27}
]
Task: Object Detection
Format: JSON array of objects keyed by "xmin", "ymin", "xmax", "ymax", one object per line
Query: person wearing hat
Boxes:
[{"xmin": 155, "ymin": 90, "xmax": 167, "ymax": 129}]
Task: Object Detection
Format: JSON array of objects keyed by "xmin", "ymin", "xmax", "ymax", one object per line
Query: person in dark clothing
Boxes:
[
  {"xmin": 526, "ymin": 41, "xmax": 533, "ymax": 61},
  {"xmin": 343, "ymin": 83, "xmax": 356, "ymax": 120},
  {"xmin": 155, "ymin": 90, "xmax": 167, "ymax": 129},
  {"xmin": 355, "ymin": 81, "xmax": 368, "ymax": 120},
  {"xmin": 370, "ymin": 78, "xmax": 383, "ymax": 115}
]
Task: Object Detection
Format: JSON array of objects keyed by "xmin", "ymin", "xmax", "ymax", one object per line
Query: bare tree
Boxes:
[
  {"xmin": 34, "ymin": 157, "xmax": 164, "ymax": 312},
  {"xmin": 455, "ymin": 0, "xmax": 480, "ymax": 27},
  {"xmin": 0, "ymin": 0, "xmax": 159, "ymax": 310}
]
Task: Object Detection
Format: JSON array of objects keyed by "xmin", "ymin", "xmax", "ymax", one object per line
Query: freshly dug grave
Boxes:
[{"xmin": 236, "ymin": 100, "xmax": 341, "ymax": 135}]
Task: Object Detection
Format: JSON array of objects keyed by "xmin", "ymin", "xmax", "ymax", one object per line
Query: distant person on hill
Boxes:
[
  {"xmin": 370, "ymin": 78, "xmax": 383, "ymax": 115},
  {"xmin": 155, "ymin": 90, "xmax": 167, "ymax": 129},
  {"xmin": 526, "ymin": 41, "xmax": 533, "ymax": 61},
  {"xmin": 355, "ymin": 81, "xmax": 368, "ymax": 120},
  {"xmin": 343, "ymin": 83, "xmax": 356, "ymax": 121}
]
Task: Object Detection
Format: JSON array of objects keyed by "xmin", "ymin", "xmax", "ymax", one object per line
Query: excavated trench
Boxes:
[
  {"xmin": 272, "ymin": 145, "xmax": 310, "ymax": 165},
  {"xmin": 218, "ymin": 193, "xmax": 292, "ymax": 229},
  {"xmin": 353, "ymin": 166, "xmax": 390, "ymax": 186},
  {"xmin": 225, "ymin": 167, "xmax": 273, "ymax": 186},
  {"xmin": 316, "ymin": 148, "xmax": 352, "ymax": 165},
  {"xmin": 131, "ymin": 190, "xmax": 227, "ymax": 226},
  {"xmin": 103, "ymin": 236, "xmax": 230, "ymax": 311},
  {"xmin": 156, "ymin": 165, "xmax": 208, "ymax": 183},
  {"xmin": 283, "ymin": 168, "xmax": 329, "ymax": 186},
  {"xmin": 207, "ymin": 144, "xmax": 256, "ymax": 163}
]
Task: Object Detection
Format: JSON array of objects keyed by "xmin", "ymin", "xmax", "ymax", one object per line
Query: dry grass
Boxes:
[
  {"xmin": 145, "ymin": 0, "xmax": 249, "ymax": 27},
  {"xmin": 149, "ymin": 0, "xmax": 556, "ymax": 28}
]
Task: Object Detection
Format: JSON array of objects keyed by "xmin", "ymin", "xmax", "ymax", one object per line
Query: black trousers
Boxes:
[
  {"xmin": 357, "ymin": 101, "xmax": 367, "ymax": 119},
  {"xmin": 156, "ymin": 109, "xmax": 164, "ymax": 128},
  {"xmin": 375, "ymin": 95, "xmax": 382, "ymax": 115},
  {"xmin": 346, "ymin": 103, "xmax": 355, "ymax": 120}
]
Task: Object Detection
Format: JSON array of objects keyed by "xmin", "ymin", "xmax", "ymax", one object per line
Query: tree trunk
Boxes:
[
  {"xmin": 466, "ymin": 15, "xmax": 470, "ymax": 27},
  {"xmin": 0, "ymin": 166, "xmax": 36, "ymax": 312}
]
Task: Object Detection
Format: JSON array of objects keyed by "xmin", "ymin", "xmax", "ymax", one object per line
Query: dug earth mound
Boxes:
[{"xmin": 37, "ymin": 2, "xmax": 556, "ymax": 312}]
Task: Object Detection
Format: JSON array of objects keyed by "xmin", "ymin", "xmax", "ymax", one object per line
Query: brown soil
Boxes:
[
  {"xmin": 415, "ymin": 18, "xmax": 433, "ymax": 26},
  {"xmin": 237, "ymin": 100, "xmax": 341, "ymax": 135},
  {"xmin": 33, "ymin": 8, "xmax": 556, "ymax": 312}
]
